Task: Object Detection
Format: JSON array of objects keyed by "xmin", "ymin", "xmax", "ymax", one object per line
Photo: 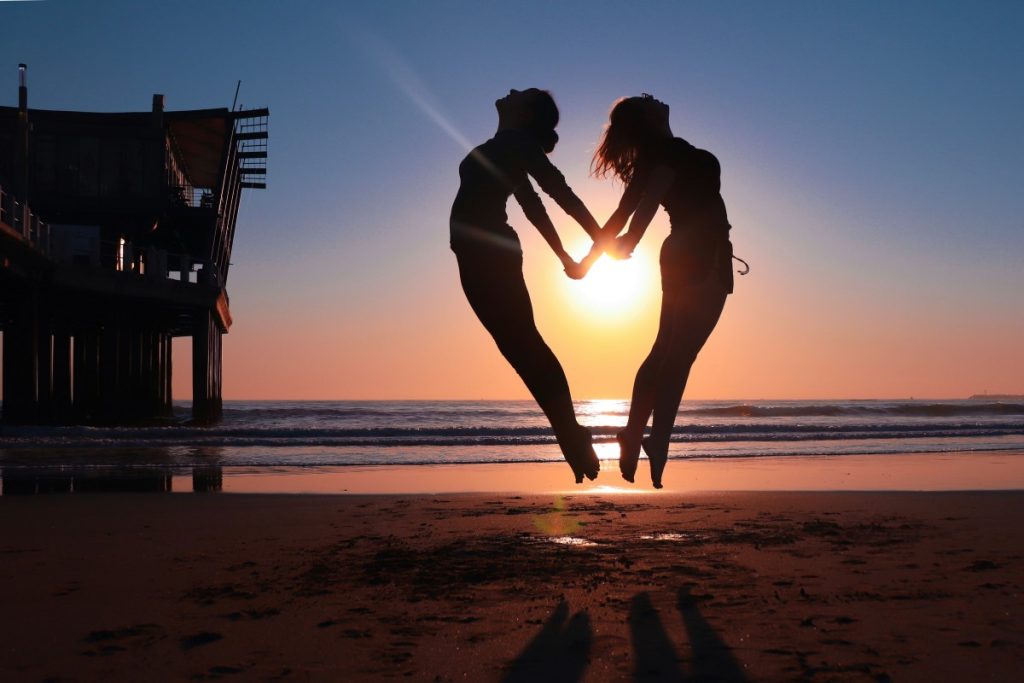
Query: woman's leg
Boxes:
[
  {"xmin": 617, "ymin": 288, "xmax": 678, "ymax": 481},
  {"xmin": 456, "ymin": 250, "xmax": 598, "ymax": 479},
  {"xmin": 644, "ymin": 276, "xmax": 728, "ymax": 487}
]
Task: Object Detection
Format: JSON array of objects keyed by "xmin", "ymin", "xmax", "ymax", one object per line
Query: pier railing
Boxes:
[
  {"xmin": 52, "ymin": 233, "xmax": 222, "ymax": 287},
  {"xmin": 0, "ymin": 186, "xmax": 219, "ymax": 289},
  {"xmin": 169, "ymin": 183, "xmax": 216, "ymax": 209},
  {"xmin": 0, "ymin": 182, "xmax": 50, "ymax": 255}
]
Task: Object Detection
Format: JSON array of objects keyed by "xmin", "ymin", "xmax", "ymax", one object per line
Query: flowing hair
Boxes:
[
  {"xmin": 525, "ymin": 90, "xmax": 560, "ymax": 153},
  {"xmin": 591, "ymin": 96, "xmax": 653, "ymax": 184}
]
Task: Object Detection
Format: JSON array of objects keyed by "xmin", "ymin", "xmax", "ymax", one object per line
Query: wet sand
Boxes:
[
  {"xmin": 211, "ymin": 451, "xmax": 1024, "ymax": 494},
  {"xmin": 2, "ymin": 489, "xmax": 1023, "ymax": 681}
]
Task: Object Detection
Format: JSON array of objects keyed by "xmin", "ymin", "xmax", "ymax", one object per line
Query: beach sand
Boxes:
[{"xmin": 2, "ymin": 483, "xmax": 1023, "ymax": 681}]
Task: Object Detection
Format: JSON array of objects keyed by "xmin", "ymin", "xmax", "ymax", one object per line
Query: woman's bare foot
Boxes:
[
  {"xmin": 564, "ymin": 425, "xmax": 600, "ymax": 484},
  {"xmin": 616, "ymin": 428, "xmax": 642, "ymax": 483},
  {"xmin": 641, "ymin": 436, "xmax": 667, "ymax": 489}
]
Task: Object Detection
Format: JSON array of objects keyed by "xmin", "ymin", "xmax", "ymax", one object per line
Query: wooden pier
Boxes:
[{"xmin": 0, "ymin": 66, "xmax": 268, "ymax": 424}]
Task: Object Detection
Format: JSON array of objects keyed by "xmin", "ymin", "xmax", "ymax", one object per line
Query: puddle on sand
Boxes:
[
  {"xmin": 639, "ymin": 532, "xmax": 706, "ymax": 542},
  {"xmin": 542, "ymin": 536, "xmax": 599, "ymax": 547}
]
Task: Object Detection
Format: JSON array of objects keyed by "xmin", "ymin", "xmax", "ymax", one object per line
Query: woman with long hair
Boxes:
[
  {"xmin": 590, "ymin": 94, "xmax": 738, "ymax": 488},
  {"xmin": 450, "ymin": 88, "xmax": 601, "ymax": 482}
]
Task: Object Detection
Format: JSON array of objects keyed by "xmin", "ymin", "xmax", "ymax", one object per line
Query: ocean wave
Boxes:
[
  {"xmin": 2, "ymin": 440, "xmax": 1023, "ymax": 471},
  {"xmin": 680, "ymin": 402, "xmax": 1024, "ymax": 418},
  {"xmin": 2, "ymin": 423, "xmax": 1022, "ymax": 449},
  {"xmin": 212, "ymin": 401, "xmax": 1024, "ymax": 421},
  {"xmin": 218, "ymin": 405, "xmax": 545, "ymax": 420}
]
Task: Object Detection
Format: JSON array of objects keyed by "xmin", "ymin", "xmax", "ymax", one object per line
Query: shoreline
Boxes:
[{"xmin": 3, "ymin": 450, "xmax": 1024, "ymax": 495}]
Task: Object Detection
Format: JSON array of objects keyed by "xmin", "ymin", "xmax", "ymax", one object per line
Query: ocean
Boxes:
[{"xmin": 1, "ymin": 399, "xmax": 1022, "ymax": 473}]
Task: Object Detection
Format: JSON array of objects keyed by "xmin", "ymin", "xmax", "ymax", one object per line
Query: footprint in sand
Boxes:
[
  {"xmin": 180, "ymin": 631, "xmax": 224, "ymax": 650},
  {"xmin": 965, "ymin": 559, "xmax": 1000, "ymax": 572},
  {"xmin": 81, "ymin": 623, "xmax": 165, "ymax": 656}
]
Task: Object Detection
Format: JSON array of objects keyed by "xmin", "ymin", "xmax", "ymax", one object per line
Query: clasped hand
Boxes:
[{"xmin": 562, "ymin": 229, "xmax": 636, "ymax": 279}]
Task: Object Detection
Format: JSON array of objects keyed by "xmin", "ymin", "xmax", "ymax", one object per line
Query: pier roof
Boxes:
[{"xmin": 0, "ymin": 104, "xmax": 245, "ymax": 188}]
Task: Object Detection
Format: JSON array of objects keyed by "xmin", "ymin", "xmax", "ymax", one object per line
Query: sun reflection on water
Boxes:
[
  {"xmin": 594, "ymin": 442, "xmax": 620, "ymax": 461},
  {"xmin": 576, "ymin": 398, "xmax": 630, "ymax": 422}
]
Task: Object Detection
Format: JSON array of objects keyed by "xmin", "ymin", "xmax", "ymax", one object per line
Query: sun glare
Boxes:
[{"xmin": 565, "ymin": 253, "xmax": 656, "ymax": 316}]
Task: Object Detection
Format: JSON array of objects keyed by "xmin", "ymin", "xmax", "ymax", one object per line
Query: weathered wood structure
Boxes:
[{"xmin": 0, "ymin": 65, "xmax": 268, "ymax": 423}]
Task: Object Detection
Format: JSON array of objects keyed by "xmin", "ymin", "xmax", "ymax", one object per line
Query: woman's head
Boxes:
[
  {"xmin": 496, "ymin": 88, "xmax": 560, "ymax": 153},
  {"xmin": 592, "ymin": 94, "xmax": 671, "ymax": 183}
]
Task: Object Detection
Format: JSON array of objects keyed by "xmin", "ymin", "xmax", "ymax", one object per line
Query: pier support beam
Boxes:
[
  {"xmin": 73, "ymin": 330, "xmax": 100, "ymax": 420},
  {"xmin": 36, "ymin": 325, "xmax": 53, "ymax": 419},
  {"xmin": 52, "ymin": 332, "xmax": 72, "ymax": 419},
  {"xmin": 3, "ymin": 294, "xmax": 214, "ymax": 425},
  {"xmin": 2, "ymin": 293, "xmax": 39, "ymax": 423},
  {"xmin": 99, "ymin": 321, "xmax": 120, "ymax": 420},
  {"xmin": 162, "ymin": 334, "xmax": 173, "ymax": 415},
  {"xmin": 192, "ymin": 312, "xmax": 222, "ymax": 423}
]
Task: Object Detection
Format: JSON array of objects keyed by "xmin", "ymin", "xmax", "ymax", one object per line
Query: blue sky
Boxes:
[{"xmin": 3, "ymin": 0, "xmax": 1022, "ymax": 398}]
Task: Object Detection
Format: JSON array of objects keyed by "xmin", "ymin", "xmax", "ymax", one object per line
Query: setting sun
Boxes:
[{"xmin": 563, "ymin": 251, "xmax": 658, "ymax": 316}]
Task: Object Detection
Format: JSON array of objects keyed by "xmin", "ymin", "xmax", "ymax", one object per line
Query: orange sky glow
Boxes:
[{"xmin": 188, "ymin": 165, "xmax": 1022, "ymax": 401}]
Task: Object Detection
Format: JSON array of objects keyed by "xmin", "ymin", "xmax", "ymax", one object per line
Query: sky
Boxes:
[{"xmin": 2, "ymin": 0, "xmax": 1022, "ymax": 400}]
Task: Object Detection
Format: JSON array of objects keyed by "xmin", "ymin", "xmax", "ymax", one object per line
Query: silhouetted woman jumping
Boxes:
[
  {"xmin": 450, "ymin": 88, "xmax": 601, "ymax": 482},
  {"xmin": 591, "ymin": 94, "xmax": 738, "ymax": 488}
]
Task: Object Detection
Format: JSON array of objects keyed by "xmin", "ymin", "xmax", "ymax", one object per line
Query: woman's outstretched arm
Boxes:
[
  {"xmin": 572, "ymin": 170, "xmax": 655, "ymax": 270},
  {"xmin": 610, "ymin": 165, "xmax": 675, "ymax": 259},
  {"xmin": 522, "ymin": 143, "xmax": 601, "ymax": 238},
  {"xmin": 513, "ymin": 179, "xmax": 587, "ymax": 278},
  {"xmin": 600, "ymin": 175, "xmax": 646, "ymax": 240}
]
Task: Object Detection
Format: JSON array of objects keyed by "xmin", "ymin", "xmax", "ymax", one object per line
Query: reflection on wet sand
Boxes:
[
  {"xmin": 0, "ymin": 447, "xmax": 224, "ymax": 495},
  {"xmin": 3, "ymin": 451, "xmax": 1024, "ymax": 495},
  {"xmin": 1, "ymin": 469, "xmax": 174, "ymax": 495}
]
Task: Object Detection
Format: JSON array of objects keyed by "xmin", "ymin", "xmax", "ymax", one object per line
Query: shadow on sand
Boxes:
[
  {"xmin": 631, "ymin": 587, "xmax": 749, "ymax": 682},
  {"xmin": 626, "ymin": 589, "xmax": 749, "ymax": 683},
  {"xmin": 505, "ymin": 588, "xmax": 748, "ymax": 682},
  {"xmin": 501, "ymin": 600, "xmax": 592, "ymax": 683},
  {"xmin": 630, "ymin": 591, "xmax": 683, "ymax": 680},
  {"xmin": 676, "ymin": 586, "xmax": 748, "ymax": 681}
]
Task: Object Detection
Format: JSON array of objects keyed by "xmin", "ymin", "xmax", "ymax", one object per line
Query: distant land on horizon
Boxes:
[{"xmin": 968, "ymin": 394, "xmax": 1024, "ymax": 400}]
